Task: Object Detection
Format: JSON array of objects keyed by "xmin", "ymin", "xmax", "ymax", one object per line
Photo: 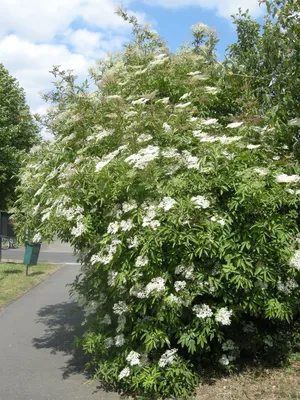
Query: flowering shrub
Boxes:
[{"xmin": 12, "ymin": 10, "xmax": 300, "ymax": 399}]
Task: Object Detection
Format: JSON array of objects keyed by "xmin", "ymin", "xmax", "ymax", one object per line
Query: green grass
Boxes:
[{"xmin": 0, "ymin": 262, "xmax": 60, "ymax": 307}]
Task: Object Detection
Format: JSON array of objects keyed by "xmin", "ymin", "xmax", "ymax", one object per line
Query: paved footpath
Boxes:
[{"xmin": 0, "ymin": 264, "xmax": 120, "ymax": 400}]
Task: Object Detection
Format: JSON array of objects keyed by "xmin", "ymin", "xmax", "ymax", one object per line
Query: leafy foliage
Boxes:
[
  {"xmin": 12, "ymin": 6, "xmax": 300, "ymax": 399},
  {"xmin": 0, "ymin": 64, "xmax": 40, "ymax": 210}
]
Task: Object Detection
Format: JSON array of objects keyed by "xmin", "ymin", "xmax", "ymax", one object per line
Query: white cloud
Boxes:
[
  {"xmin": 144, "ymin": 0, "xmax": 263, "ymax": 18},
  {"xmin": 0, "ymin": 0, "xmax": 141, "ymax": 42},
  {"xmin": 64, "ymin": 29, "xmax": 127, "ymax": 58},
  {"xmin": 0, "ymin": 35, "xmax": 94, "ymax": 110}
]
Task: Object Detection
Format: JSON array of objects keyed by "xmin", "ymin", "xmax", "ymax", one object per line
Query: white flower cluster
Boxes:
[
  {"xmin": 277, "ymin": 278, "xmax": 298, "ymax": 295},
  {"xmin": 142, "ymin": 204, "xmax": 160, "ymax": 230},
  {"xmin": 175, "ymin": 102, "xmax": 192, "ymax": 109},
  {"xmin": 211, "ymin": 216, "xmax": 225, "ymax": 226},
  {"xmin": 182, "ymin": 150, "xmax": 199, "ymax": 170},
  {"xmin": 222, "ymin": 339, "xmax": 236, "ymax": 352},
  {"xmin": 226, "ymin": 122, "xmax": 244, "ymax": 129},
  {"xmin": 158, "ymin": 349, "xmax": 178, "ymax": 368},
  {"xmin": 118, "ymin": 367, "xmax": 130, "ymax": 380},
  {"xmin": 104, "ymin": 337, "xmax": 114, "ymax": 349},
  {"xmin": 122, "ymin": 200, "xmax": 137, "ymax": 213},
  {"xmin": 219, "ymin": 354, "xmax": 230, "ymax": 366},
  {"xmin": 174, "ymin": 281, "xmax": 187, "ymax": 292},
  {"xmin": 71, "ymin": 221, "xmax": 86, "ymax": 237},
  {"xmin": 290, "ymin": 250, "xmax": 300, "ymax": 270},
  {"xmin": 113, "ymin": 301, "xmax": 128, "ymax": 315},
  {"xmin": 253, "ymin": 168, "xmax": 268, "ymax": 176},
  {"xmin": 107, "ymin": 270, "xmax": 118, "ymax": 286},
  {"xmin": 135, "ymin": 255, "xmax": 149, "ymax": 267},
  {"xmin": 191, "ymin": 195, "xmax": 210, "ymax": 209},
  {"xmin": 95, "ymin": 146, "xmax": 126, "ymax": 172},
  {"xmin": 117, "ymin": 315, "xmax": 126, "ymax": 332},
  {"xmin": 161, "ymin": 147, "xmax": 180, "ymax": 158},
  {"xmin": 247, "ymin": 144, "xmax": 261, "ymax": 150},
  {"xmin": 57, "ymin": 205, "xmax": 84, "ymax": 222},
  {"xmin": 102, "ymin": 314, "xmax": 112, "ymax": 325},
  {"xmin": 200, "ymin": 118, "xmax": 218, "ymax": 126},
  {"xmin": 131, "ymin": 277, "xmax": 165, "ymax": 298},
  {"xmin": 120, "ymin": 219, "xmax": 133, "ymax": 232},
  {"xmin": 127, "ymin": 236, "xmax": 139, "ymax": 249},
  {"xmin": 199, "ymin": 134, "xmax": 242, "ymax": 144},
  {"xmin": 137, "ymin": 134, "xmax": 153, "ymax": 143},
  {"xmin": 125, "ymin": 145, "xmax": 160, "ymax": 169},
  {"xmin": 276, "ymin": 174, "xmax": 300, "ymax": 183},
  {"xmin": 132, "ymin": 97, "xmax": 149, "ymax": 105},
  {"xmin": 193, "ymin": 304, "xmax": 213, "ymax": 319},
  {"xmin": 175, "ymin": 264, "xmax": 194, "ymax": 279},
  {"xmin": 215, "ymin": 307, "xmax": 233, "ymax": 326},
  {"xmin": 126, "ymin": 351, "xmax": 141, "ymax": 366},
  {"xmin": 168, "ymin": 294, "xmax": 183, "ymax": 304},
  {"xmin": 158, "ymin": 196, "xmax": 176, "ymax": 211},
  {"xmin": 163, "ymin": 122, "xmax": 172, "ymax": 133},
  {"xmin": 204, "ymin": 86, "xmax": 220, "ymax": 95},
  {"xmin": 115, "ymin": 334, "xmax": 125, "ymax": 347},
  {"xmin": 107, "ymin": 221, "xmax": 119, "ymax": 234}
]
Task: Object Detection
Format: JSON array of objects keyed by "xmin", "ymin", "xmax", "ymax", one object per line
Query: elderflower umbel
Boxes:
[
  {"xmin": 289, "ymin": 250, "xmax": 300, "ymax": 270},
  {"xmin": 215, "ymin": 307, "xmax": 233, "ymax": 326},
  {"xmin": 107, "ymin": 221, "xmax": 119, "ymax": 234},
  {"xmin": 117, "ymin": 315, "xmax": 126, "ymax": 332},
  {"xmin": 118, "ymin": 367, "xmax": 130, "ymax": 380},
  {"xmin": 126, "ymin": 351, "xmax": 141, "ymax": 366},
  {"xmin": 276, "ymin": 174, "xmax": 300, "ymax": 184},
  {"xmin": 174, "ymin": 281, "xmax": 187, "ymax": 292},
  {"xmin": 219, "ymin": 355, "xmax": 230, "ymax": 366},
  {"xmin": 145, "ymin": 277, "xmax": 166, "ymax": 296},
  {"xmin": 222, "ymin": 340, "xmax": 236, "ymax": 352},
  {"xmin": 158, "ymin": 197, "xmax": 176, "ymax": 211},
  {"xmin": 127, "ymin": 236, "xmax": 139, "ymax": 249},
  {"xmin": 107, "ymin": 271, "xmax": 118, "ymax": 286},
  {"xmin": 104, "ymin": 337, "xmax": 114, "ymax": 349},
  {"xmin": 182, "ymin": 150, "xmax": 199, "ymax": 170},
  {"xmin": 115, "ymin": 334, "xmax": 125, "ymax": 347},
  {"xmin": 137, "ymin": 134, "xmax": 152, "ymax": 143},
  {"xmin": 120, "ymin": 219, "xmax": 133, "ymax": 232},
  {"xmin": 113, "ymin": 301, "xmax": 128, "ymax": 315},
  {"xmin": 32, "ymin": 232, "xmax": 42, "ymax": 243},
  {"xmin": 193, "ymin": 304, "xmax": 213, "ymax": 319},
  {"xmin": 163, "ymin": 122, "xmax": 172, "ymax": 133},
  {"xmin": 158, "ymin": 349, "xmax": 178, "ymax": 367},
  {"xmin": 226, "ymin": 122, "xmax": 244, "ymax": 129},
  {"xmin": 135, "ymin": 255, "xmax": 149, "ymax": 267},
  {"xmin": 122, "ymin": 200, "xmax": 137, "ymax": 213},
  {"xmin": 102, "ymin": 314, "xmax": 111, "ymax": 325},
  {"xmin": 71, "ymin": 221, "xmax": 86, "ymax": 237},
  {"xmin": 125, "ymin": 145, "xmax": 160, "ymax": 169},
  {"xmin": 277, "ymin": 278, "xmax": 298, "ymax": 295},
  {"xmin": 191, "ymin": 195, "xmax": 210, "ymax": 209}
]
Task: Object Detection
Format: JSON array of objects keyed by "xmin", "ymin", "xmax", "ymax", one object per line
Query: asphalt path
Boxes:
[
  {"xmin": 1, "ymin": 241, "xmax": 78, "ymax": 264},
  {"xmin": 0, "ymin": 264, "xmax": 120, "ymax": 400}
]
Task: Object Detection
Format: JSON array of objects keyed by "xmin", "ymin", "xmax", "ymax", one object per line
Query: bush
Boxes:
[{"xmin": 13, "ymin": 10, "xmax": 300, "ymax": 399}]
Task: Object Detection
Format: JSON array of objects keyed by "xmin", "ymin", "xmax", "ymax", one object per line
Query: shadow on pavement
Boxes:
[{"xmin": 32, "ymin": 301, "xmax": 89, "ymax": 379}]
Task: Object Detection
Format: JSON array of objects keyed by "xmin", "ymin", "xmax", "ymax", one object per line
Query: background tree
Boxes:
[{"xmin": 0, "ymin": 64, "xmax": 40, "ymax": 210}]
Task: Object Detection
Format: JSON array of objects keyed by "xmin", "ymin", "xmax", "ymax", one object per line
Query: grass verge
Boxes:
[
  {"xmin": 197, "ymin": 356, "xmax": 300, "ymax": 400},
  {"xmin": 0, "ymin": 262, "xmax": 60, "ymax": 308}
]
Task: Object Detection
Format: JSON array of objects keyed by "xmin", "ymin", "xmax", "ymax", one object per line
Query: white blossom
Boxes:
[
  {"xmin": 193, "ymin": 304, "xmax": 213, "ymax": 319},
  {"xmin": 113, "ymin": 301, "xmax": 128, "ymax": 315},
  {"xmin": 175, "ymin": 102, "xmax": 192, "ymax": 109},
  {"xmin": 158, "ymin": 197, "xmax": 176, "ymax": 211},
  {"xmin": 118, "ymin": 367, "xmax": 130, "ymax": 380},
  {"xmin": 132, "ymin": 98, "xmax": 149, "ymax": 105},
  {"xmin": 108, "ymin": 271, "xmax": 118, "ymax": 286},
  {"xmin": 179, "ymin": 92, "xmax": 191, "ymax": 100},
  {"xmin": 222, "ymin": 340, "xmax": 236, "ymax": 352},
  {"xmin": 156, "ymin": 97, "xmax": 169, "ymax": 104},
  {"xmin": 161, "ymin": 147, "xmax": 180, "ymax": 159},
  {"xmin": 174, "ymin": 281, "xmax": 187, "ymax": 292},
  {"xmin": 200, "ymin": 118, "xmax": 218, "ymax": 126},
  {"xmin": 125, "ymin": 145, "xmax": 160, "ymax": 169},
  {"xmin": 277, "ymin": 278, "xmax": 298, "ymax": 294},
  {"xmin": 219, "ymin": 355, "xmax": 230, "ymax": 366},
  {"xmin": 104, "ymin": 337, "xmax": 114, "ymax": 349},
  {"xmin": 137, "ymin": 134, "xmax": 153, "ymax": 143},
  {"xmin": 211, "ymin": 216, "xmax": 225, "ymax": 226},
  {"xmin": 168, "ymin": 294, "xmax": 182, "ymax": 304},
  {"xmin": 182, "ymin": 150, "xmax": 199, "ymax": 170},
  {"xmin": 41, "ymin": 211, "xmax": 51, "ymax": 222},
  {"xmin": 122, "ymin": 200, "xmax": 137, "ymax": 213},
  {"xmin": 226, "ymin": 122, "xmax": 244, "ymax": 129},
  {"xmin": 247, "ymin": 144, "xmax": 261, "ymax": 150},
  {"xmin": 135, "ymin": 255, "xmax": 149, "ymax": 267},
  {"xmin": 117, "ymin": 315, "xmax": 126, "ymax": 332},
  {"xmin": 163, "ymin": 122, "xmax": 172, "ymax": 133},
  {"xmin": 204, "ymin": 86, "xmax": 220, "ymax": 95},
  {"xmin": 215, "ymin": 307, "xmax": 233, "ymax": 326},
  {"xmin": 253, "ymin": 168, "xmax": 268, "ymax": 176},
  {"xmin": 95, "ymin": 148, "xmax": 123, "ymax": 172},
  {"xmin": 71, "ymin": 221, "xmax": 86, "ymax": 237},
  {"xmin": 158, "ymin": 349, "xmax": 178, "ymax": 367},
  {"xmin": 191, "ymin": 195, "xmax": 210, "ymax": 209},
  {"xmin": 120, "ymin": 219, "xmax": 133, "ymax": 232},
  {"xmin": 107, "ymin": 221, "xmax": 119, "ymax": 234},
  {"xmin": 127, "ymin": 236, "xmax": 139, "ymax": 249},
  {"xmin": 115, "ymin": 334, "xmax": 125, "ymax": 347},
  {"xmin": 126, "ymin": 351, "xmax": 140, "ymax": 366},
  {"xmin": 145, "ymin": 277, "xmax": 166, "ymax": 296},
  {"xmin": 276, "ymin": 174, "xmax": 300, "ymax": 183},
  {"xmin": 102, "ymin": 314, "xmax": 112, "ymax": 325}
]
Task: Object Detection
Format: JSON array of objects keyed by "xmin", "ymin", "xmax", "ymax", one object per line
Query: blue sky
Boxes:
[{"xmin": 0, "ymin": 0, "xmax": 264, "ymax": 138}]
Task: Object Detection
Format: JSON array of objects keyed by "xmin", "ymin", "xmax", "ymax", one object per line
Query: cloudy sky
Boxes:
[{"xmin": 0, "ymin": 0, "xmax": 264, "ymax": 138}]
